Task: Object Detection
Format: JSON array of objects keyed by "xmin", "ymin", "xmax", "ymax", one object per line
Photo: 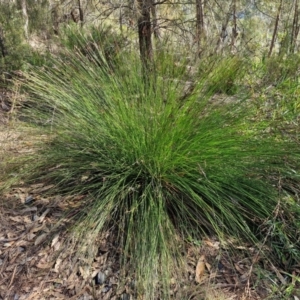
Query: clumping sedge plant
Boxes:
[
  {"xmin": 7, "ymin": 41, "xmax": 300, "ymax": 299},
  {"xmin": 200, "ymin": 55, "xmax": 246, "ymax": 95}
]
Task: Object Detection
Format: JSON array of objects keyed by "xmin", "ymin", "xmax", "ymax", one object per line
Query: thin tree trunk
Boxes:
[
  {"xmin": 137, "ymin": 0, "xmax": 153, "ymax": 71},
  {"xmin": 215, "ymin": 1, "xmax": 233, "ymax": 54},
  {"xmin": 78, "ymin": 0, "xmax": 84, "ymax": 26},
  {"xmin": 291, "ymin": 0, "xmax": 299, "ymax": 53},
  {"xmin": 230, "ymin": 0, "xmax": 238, "ymax": 53},
  {"xmin": 51, "ymin": 4, "xmax": 59, "ymax": 35},
  {"xmin": 0, "ymin": 26, "xmax": 7, "ymax": 57},
  {"xmin": 195, "ymin": 0, "xmax": 204, "ymax": 52},
  {"xmin": 151, "ymin": 1, "xmax": 160, "ymax": 40},
  {"xmin": 21, "ymin": 0, "xmax": 29, "ymax": 39},
  {"xmin": 119, "ymin": 5, "xmax": 123, "ymax": 33},
  {"xmin": 268, "ymin": 0, "xmax": 283, "ymax": 57}
]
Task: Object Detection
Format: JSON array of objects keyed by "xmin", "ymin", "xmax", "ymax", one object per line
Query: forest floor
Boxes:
[{"xmin": 0, "ymin": 94, "xmax": 298, "ymax": 300}]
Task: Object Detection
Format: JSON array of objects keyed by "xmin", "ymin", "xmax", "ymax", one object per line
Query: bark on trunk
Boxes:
[
  {"xmin": 215, "ymin": 1, "xmax": 233, "ymax": 53},
  {"xmin": 151, "ymin": 1, "xmax": 160, "ymax": 40},
  {"xmin": 0, "ymin": 26, "xmax": 7, "ymax": 57},
  {"xmin": 268, "ymin": 0, "xmax": 283, "ymax": 57},
  {"xmin": 78, "ymin": 0, "xmax": 84, "ymax": 26},
  {"xmin": 51, "ymin": 4, "xmax": 59, "ymax": 35},
  {"xmin": 291, "ymin": 0, "xmax": 299, "ymax": 53},
  {"xmin": 195, "ymin": 0, "xmax": 204, "ymax": 52},
  {"xmin": 230, "ymin": 0, "xmax": 238, "ymax": 53},
  {"xmin": 137, "ymin": 0, "xmax": 153, "ymax": 71},
  {"xmin": 21, "ymin": 0, "xmax": 28, "ymax": 39}
]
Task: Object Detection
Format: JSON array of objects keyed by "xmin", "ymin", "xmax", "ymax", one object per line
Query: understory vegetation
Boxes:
[{"xmin": 1, "ymin": 1, "xmax": 300, "ymax": 299}]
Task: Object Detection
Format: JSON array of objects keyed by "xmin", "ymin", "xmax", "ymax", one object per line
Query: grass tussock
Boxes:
[{"xmin": 6, "ymin": 44, "xmax": 300, "ymax": 298}]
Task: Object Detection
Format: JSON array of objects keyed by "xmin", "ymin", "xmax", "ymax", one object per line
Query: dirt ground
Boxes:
[
  {"xmin": 0, "ymin": 96, "xmax": 299, "ymax": 300},
  {"xmin": 0, "ymin": 191, "xmax": 268, "ymax": 300}
]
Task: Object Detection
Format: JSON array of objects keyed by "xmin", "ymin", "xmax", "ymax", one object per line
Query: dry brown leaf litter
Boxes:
[{"xmin": 0, "ymin": 184, "xmax": 276, "ymax": 300}]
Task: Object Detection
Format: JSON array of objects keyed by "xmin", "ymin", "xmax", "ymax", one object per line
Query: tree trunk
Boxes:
[
  {"xmin": 195, "ymin": 0, "xmax": 204, "ymax": 53},
  {"xmin": 78, "ymin": 0, "xmax": 84, "ymax": 26},
  {"xmin": 0, "ymin": 26, "xmax": 7, "ymax": 57},
  {"xmin": 71, "ymin": 1, "xmax": 84, "ymax": 26},
  {"xmin": 290, "ymin": 0, "xmax": 299, "ymax": 53},
  {"xmin": 151, "ymin": 1, "xmax": 160, "ymax": 40},
  {"xmin": 51, "ymin": 4, "xmax": 59, "ymax": 35},
  {"xmin": 215, "ymin": 1, "xmax": 233, "ymax": 54},
  {"xmin": 21, "ymin": 0, "xmax": 28, "ymax": 39},
  {"xmin": 230, "ymin": 0, "xmax": 238, "ymax": 53},
  {"xmin": 137, "ymin": 0, "xmax": 153, "ymax": 71},
  {"xmin": 119, "ymin": 5, "xmax": 123, "ymax": 33},
  {"xmin": 268, "ymin": 0, "xmax": 283, "ymax": 57}
]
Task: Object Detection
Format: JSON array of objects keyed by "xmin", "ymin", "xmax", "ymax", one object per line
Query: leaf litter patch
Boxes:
[{"xmin": 1, "ymin": 185, "xmax": 297, "ymax": 299}]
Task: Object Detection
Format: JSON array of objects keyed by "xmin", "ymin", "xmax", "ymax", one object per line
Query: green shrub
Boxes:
[
  {"xmin": 200, "ymin": 56, "xmax": 246, "ymax": 95},
  {"xmin": 262, "ymin": 54, "xmax": 300, "ymax": 86},
  {"xmin": 10, "ymin": 47, "xmax": 300, "ymax": 298},
  {"xmin": 60, "ymin": 24, "xmax": 128, "ymax": 69},
  {"xmin": 0, "ymin": 3, "xmax": 30, "ymax": 77},
  {"xmin": 0, "ymin": 2, "xmax": 51, "ymax": 85},
  {"xmin": 26, "ymin": 0, "xmax": 50, "ymax": 34}
]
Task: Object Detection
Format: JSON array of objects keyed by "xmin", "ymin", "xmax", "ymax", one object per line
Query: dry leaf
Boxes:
[
  {"xmin": 30, "ymin": 223, "xmax": 45, "ymax": 234},
  {"xmin": 53, "ymin": 241, "xmax": 61, "ymax": 251},
  {"xmin": 234, "ymin": 263, "xmax": 244, "ymax": 275},
  {"xmin": 3, "ymin": 242, "xmax": 14, "ymax": 248},
  {"xmin": 23, "ymin": 216, "xmax": 33, "ymax": 224},
  {"xmin": 51, "ymin": 234, "xmax": 60, "ymax": 248},
  {"xmin": 205, "ymin": 262, "xmax": 211, "ymax": 272},
  {"xmin": 31, "ymin": 184, "xmax": 54, "ymax": 193},
  {"xmin": 34, "ymin": 233, "xmax": 48, "ymax": 246},
  {"xmin": 292, "ymin": 271, "xmax": 297, "ymax": 285},
  {"xmin": 270, "ymin": 263, "xmax": 286, "ymax": 285},
  {"xmin": 240, "ymin": 271, "xmax": 250, "ymax": 282},
  {"xmin": 224, "ymin": 273, "xmax": 234, "ymax": 284},
  {"xmin": 195, "ymin": 255, "xmax": 206, "ymax": 283},
  {"xmin": 38, "ymin": 209, "xmax": 50, "ymax": 223},
  {"xmin": 79, "ymin": 265, "xmax": 90, "ymax": 280},
  {"xmin": 49, "ymin": 291, "xmax": 65, "ymax": 299},
  {"xmin": 54, "ymin": 258, "xmax": 62, "ymax": 273},
  {"xmin": 102, "ymin": 289, "xmax": 113, "ymax": 300},
  {"xmin": 9, "ymin": 216, "xmax": 22, "ymax": 222},
  {"xmin": 36, "ymin": 261, "xmax": 53, "ymax": 269},
  {"xmin": 27, "ymin": 233, "xmax": 36, "ymax": 241},
  {"xmin": 46, "ymin": 278, "xmax": 63, "ymax": 284},
  {"xmin": 205, "ymin": 240, "xmax": 220, "ymax": 249},
  {"xmin": 19, "ymin": 207, "xmax": 38, "ymax": 214}
]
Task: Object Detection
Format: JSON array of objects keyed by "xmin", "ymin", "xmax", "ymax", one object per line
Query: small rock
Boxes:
[
  {"xmin": 32, "ymin": 214, "xmax": 39, "ymax": 221},
  {"xmin": 120, "ymin": 293, "xmax": 130, "ymax": 300},
  {"xmin": 217, "ymin": 261, "xmax": 224, "ymax": 271},
  {"xmin": 25, "ymin": 195, "xmax": 34, "ymax": 204},
  {"xmin": 95, "ymin": 271, "xmax": 106, "ymax": 285}
]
